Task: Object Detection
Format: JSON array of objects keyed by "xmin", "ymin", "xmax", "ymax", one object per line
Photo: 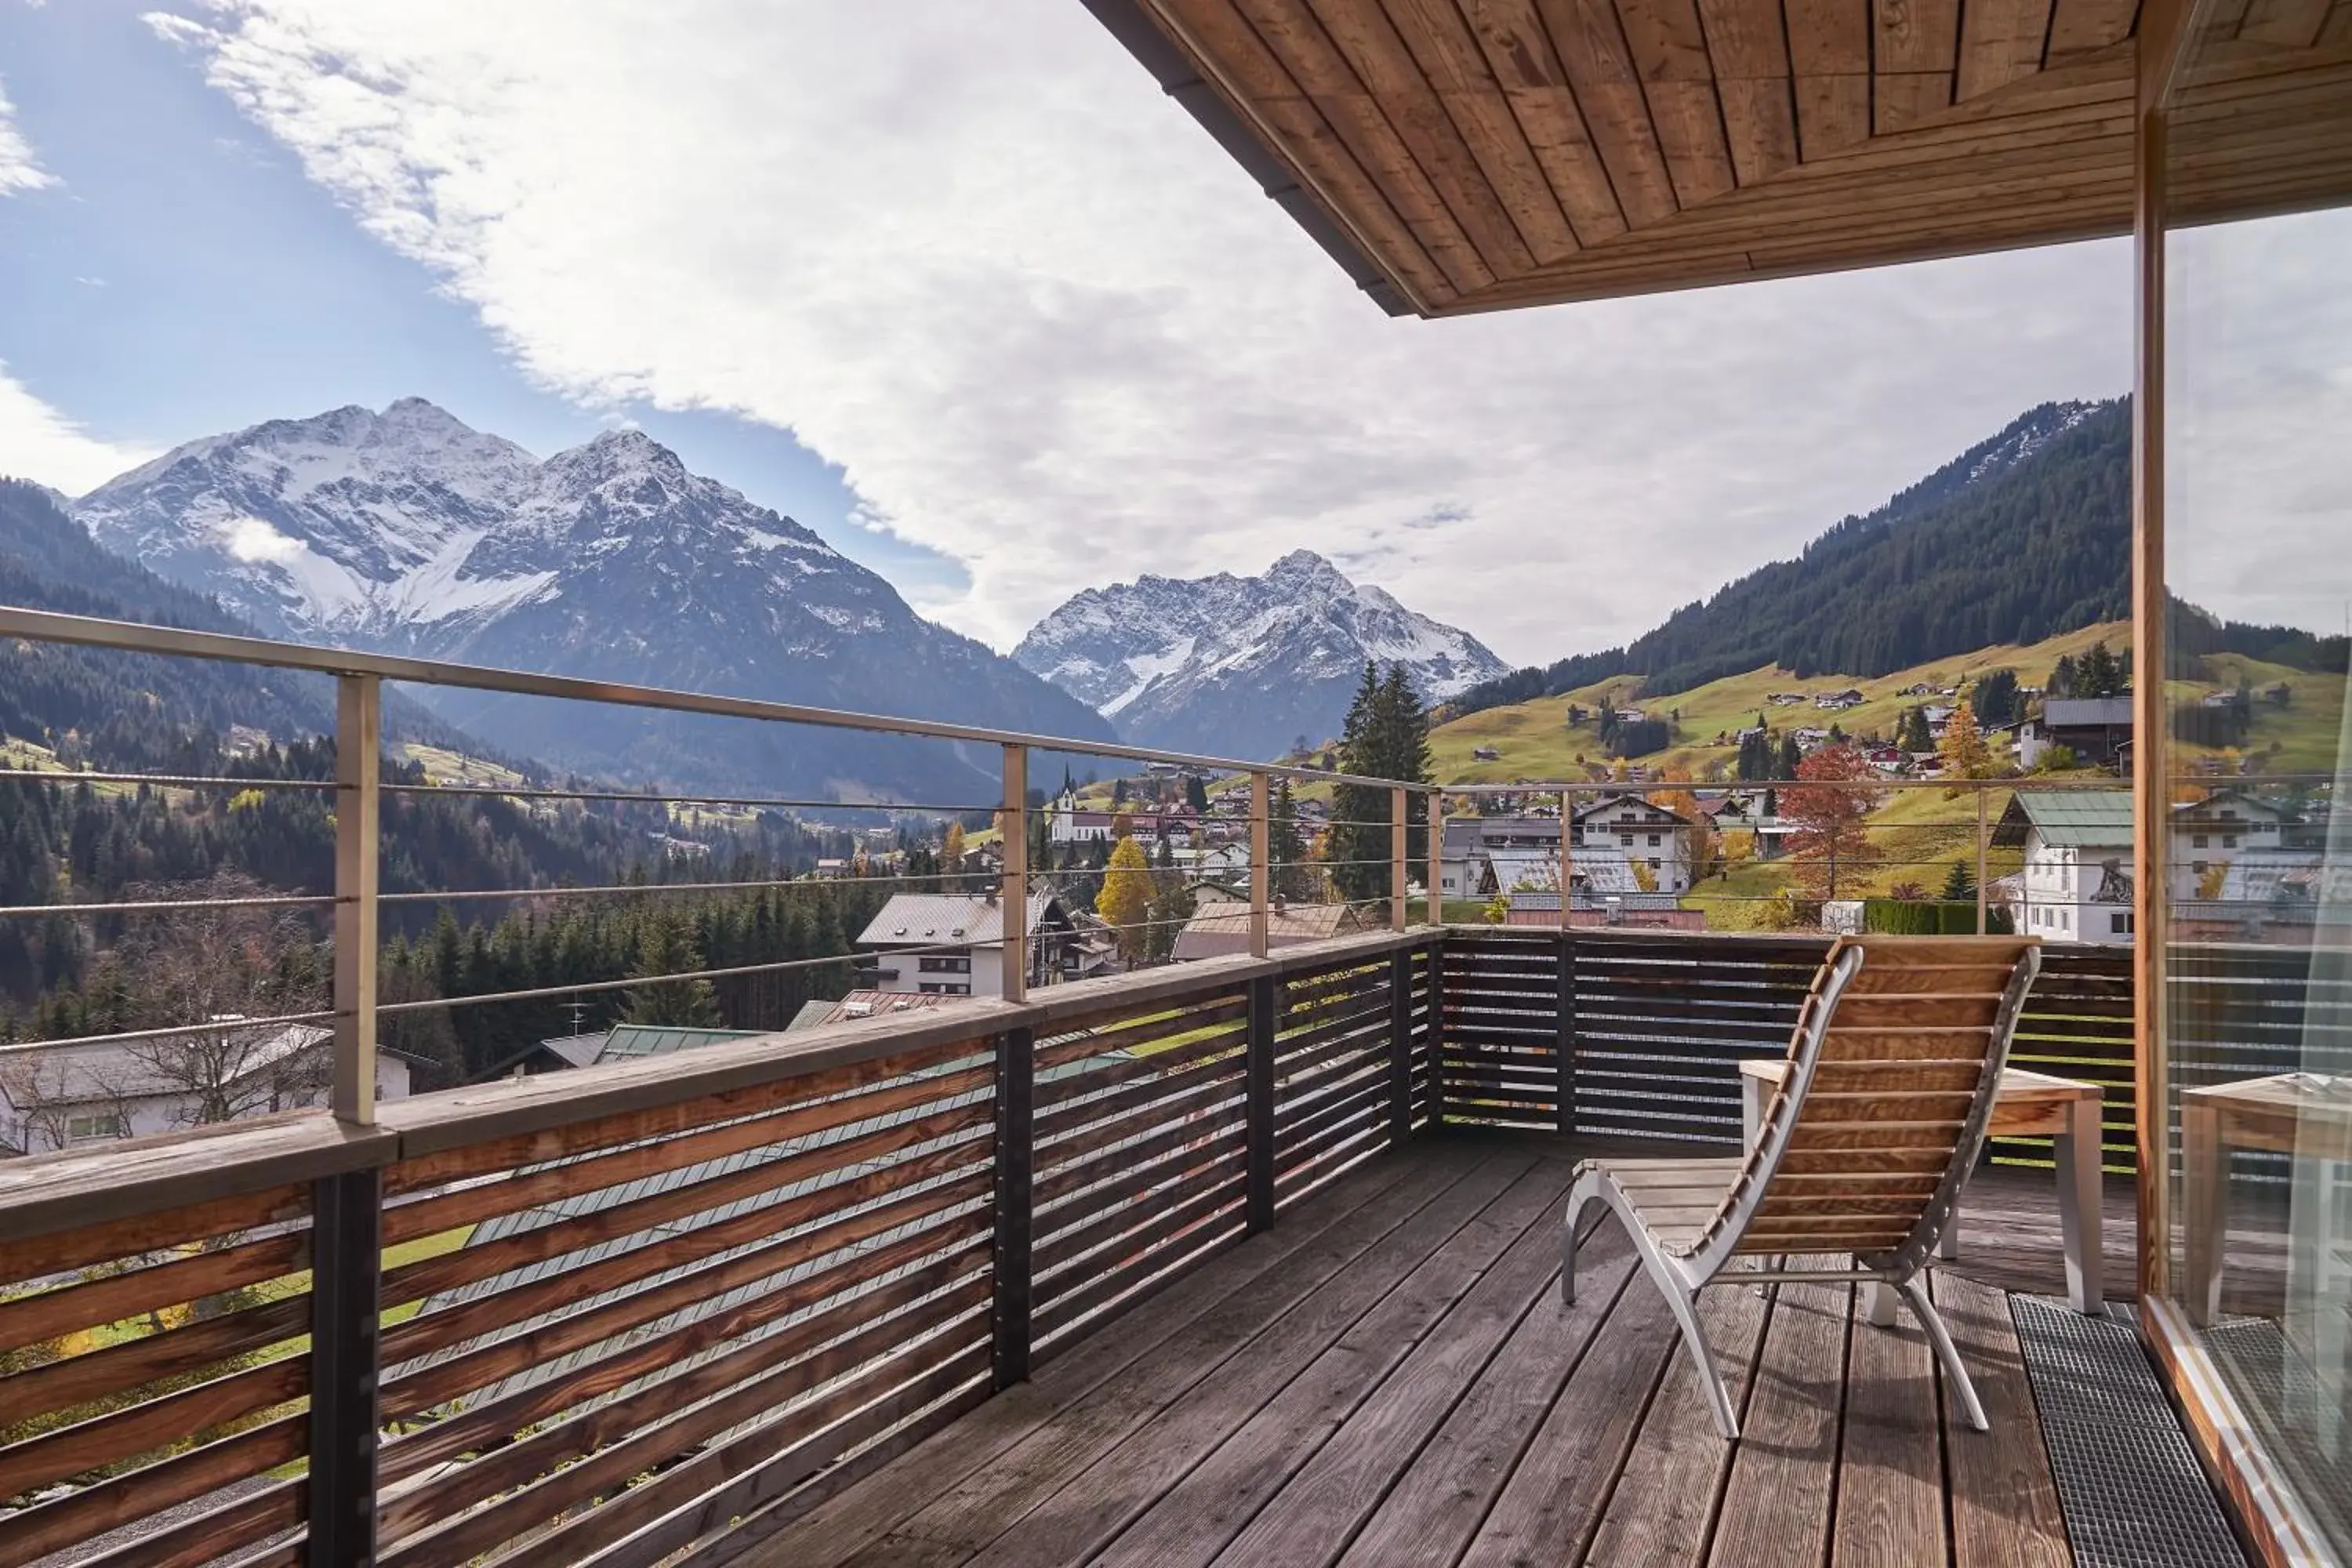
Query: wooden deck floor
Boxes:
[{"xmin": 742, "ymin": 1133, "xmax": 2101, "ymax": 1568}]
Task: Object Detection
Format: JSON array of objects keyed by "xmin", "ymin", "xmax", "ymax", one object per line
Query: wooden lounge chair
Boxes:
[{"xmin": 1563, "ymin": 935, "xmax": 2042, "ymax": 1439}]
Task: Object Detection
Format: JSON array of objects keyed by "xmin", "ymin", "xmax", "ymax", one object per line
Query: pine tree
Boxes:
[
  {"xmin": 2049, "ymin": 652, "xmax": 2078, "ymax": 699},
  {"xmin": 1327, "ymin": 662, "xmax": 1431, "ymax": 909},
  {"xmin": 1971, "ymin": 668, "xmax": 2020, "ymax": 728},
  {"xmin": 2076, "ymin": 640, "xmax": 2127, "ymax": 698},
  {"xmin": 622, "ymin": 909, "xmax": 720, "ymax": 1027},
  {"xmin": 1184, "ymin": 775, "xmax": 1209, "ymax": 815}
]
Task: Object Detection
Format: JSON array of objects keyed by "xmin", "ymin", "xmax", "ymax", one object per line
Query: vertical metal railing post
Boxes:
[
  {"xmin": 332, "ymin": 674, "xmax": 380, "ymax": 1126},
  {"xmin": 1249, "ymin": 771, "xmax": 1271, "ymax": 960},
  {"xmin": 1426, "ymin": 788, "xmax": 1443, "ymax": 927},
  {"xmin": 1001, "ymin": 744, "xmax": 1028, "ymax": 1003},
  {"xmin": 1389, "ymin": 785, "xmax": 1408, "ymax": 932},
  {"xmin": 1976, "ymin": 785, "xmax": 1991, "ymax": 934},
  {"xmin": 1558, "ymin": 787, "xmax": 1574, "ymax": 932},
  {"xmin": 307, "ymin": 1168, "xmax": 381, "ymax": 1567},
  {"xmin": 991, "ymin": 1025, "xmax": 1034, "ymax": 1388}
]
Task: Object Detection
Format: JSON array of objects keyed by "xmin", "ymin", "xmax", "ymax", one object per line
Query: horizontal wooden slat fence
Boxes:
[
  {"xmin": 1433, "ymin": 929, "xmax": 2147, "ymax": 1171},
  {"xmin": 369, "ymin": 1031, "xmax": 1000, "ymax": 1568},
  {"xmin": 0, "ymin": 931, "xmax": 1441, "ymax": 1568},
  {"xmin": 0, "ymin": 1174, "xmax": 319, "ymax": 1568},
  {"xmin": 1028, "ymin": 982, "xmax": 1251, "ymax": 1359},
  {"xmin": 20, "ymin": 923, "xmax": 2265, "ymax": 1566}
]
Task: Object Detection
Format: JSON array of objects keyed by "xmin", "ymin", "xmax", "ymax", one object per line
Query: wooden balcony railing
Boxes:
[
  {"xmin": 0, "ymin": 928, "xmax": 1438, "ymax": 1568},
  {"xmin": 11, "ymin": 919, "xmax": 2332, "ymax": 1565}
]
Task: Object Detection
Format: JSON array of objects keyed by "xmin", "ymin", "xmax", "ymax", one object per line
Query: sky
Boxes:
[{"xmin": 0, "ymin": 0, "xmax": 2155, "ymax": 665}]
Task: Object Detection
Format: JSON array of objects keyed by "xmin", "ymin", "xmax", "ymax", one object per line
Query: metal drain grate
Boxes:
[
  {"xmin": 2198, "ymin": 1315, "xmax": 2352, "ymax": 1551},
  {"xmin": 2009, "ymin": 1295, "xmax": 2248, "ymax": 1568}
]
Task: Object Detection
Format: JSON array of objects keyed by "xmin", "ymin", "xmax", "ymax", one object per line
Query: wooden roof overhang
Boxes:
[{"xmin": 1084, "ymin": 0, "xmax": 2352, "ymax": 315}]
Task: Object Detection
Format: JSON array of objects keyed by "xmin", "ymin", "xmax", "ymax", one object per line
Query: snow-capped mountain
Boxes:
[
  {"xmin": 74, "ymin": 400, "xmax": 1113, "ymax": 793},
  {"xmin": 1014, "ymin": 550, "xmax": 1509, "ymax": 759}
]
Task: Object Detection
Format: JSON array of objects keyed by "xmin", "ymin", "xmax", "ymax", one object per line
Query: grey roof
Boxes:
[
  {"xmin": 536, "ymin": 1032, "xmax": 608, "ymax": 1069},
  {"xmin": 856, "ymin": 891, "xmax": 1058, "ymax": 947},
  {"xmin": 1570, "ymin": 792, "xmax": 1691, "ymax": 826},
  {"xmin": 784, "ymin": 1000, "xmax": 841, "ymax": 1033},
  {"xmin": 2043, "ymin": 698, "xmax": 2135, "ymax": 728},
  {"xmin": 0, "ymin": 1023, "xmax": 330, "ymax": 1107},
  {"xmin": 1508, "ymin": 887, "xmax": 1685, "ymax": 913}
]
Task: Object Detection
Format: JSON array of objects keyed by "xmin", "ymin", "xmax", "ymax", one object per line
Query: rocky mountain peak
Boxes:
[
  {"xmin": 1014, "ymin": 552, "xmax": 1508, "ymax": 760},
  {"xmin": 65, "ymin": 400, "xmax": 1113, "ymax": 793}
]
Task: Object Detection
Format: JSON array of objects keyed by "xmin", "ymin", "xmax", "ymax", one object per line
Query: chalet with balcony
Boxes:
[{"xmin": 855, "ymin": 890, "xmax": 1082, "ymax": 996}]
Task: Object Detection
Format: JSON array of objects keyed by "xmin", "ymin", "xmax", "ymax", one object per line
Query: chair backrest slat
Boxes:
[{"xmin": 1690, "ymin": 934, "xmax": 2041, "ymax": 1272}]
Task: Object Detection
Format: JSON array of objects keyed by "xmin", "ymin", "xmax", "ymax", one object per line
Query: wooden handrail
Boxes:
[{"xmin": 0, "ymin": 929, "xmax": 1447, "ymax": 1248}]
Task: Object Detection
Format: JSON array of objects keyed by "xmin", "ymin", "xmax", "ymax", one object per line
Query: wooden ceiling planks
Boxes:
[
  {"xmin": 1616, "ymin": 0, "xmax": 1742, "ymax": 204},
  {"xmin": 1873, "ymin": 0, "xmax": 1962, "ymax": 130},
  {"xmin": 2238, "ymin": 0, "xmax": 2335, "ymax": 45},
  {"xmin": 1534, "ymin": 0, "xmax": 1687, "ymax": 227},
  {"xmin": 1114, "ymin": 0, "xmax": 2352, "ymax": 314},
  {"xmin": 1374, "ymin": 0, "xmax": 1588, "ymax": 260},
  {"xmin": 1699, "ymin": 0, "xmax": 1802, "ymax": 183},
  {"xmin": 2045, "ymin": 0, "xmax": 2140, "ymax": 57},
  {"xmin": 1457, "ymin": 0, "xmax": 1634, "ymax": 241},
  {"xmin": 1958, "ymin": 0, "xmax": 2059, "ymax": 100}
]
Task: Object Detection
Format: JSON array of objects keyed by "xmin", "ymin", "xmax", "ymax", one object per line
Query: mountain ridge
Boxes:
[
  {"xmin": 1450, "ymin": 398, "xmax": 2132, "ymax": 717},
  {"xmin": 71, "ymin": 400, "xmax": 1116, "ymax": 795},
  {"xmin": 1014, "ymin": 548, "xmax": 1509, "ymax": 759}
]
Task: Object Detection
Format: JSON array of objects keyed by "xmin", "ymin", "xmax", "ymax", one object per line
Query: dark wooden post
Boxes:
[
  {"xmin": 1388, "ymin": 947, "xmax": 1414, "ymax": 1145},
  {"xmin": 1247, "ymin": 973, "xmax": 1278, "ymax": 1232},
  {"xmin": 307, "ymin": 1168, "xmax": 381, "ymax": 1568},
  {"xmin": 1555, "ymin": 933, "xmax": 1577, "ymax": 1136},
  {"xmin": 992, "ymin": 1025, "xmax": 1034, "ymax": 1389}
]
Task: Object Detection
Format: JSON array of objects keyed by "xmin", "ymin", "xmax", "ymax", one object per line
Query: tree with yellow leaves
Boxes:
[
  {"xmin": 942, "ymin": 822, "xmax": 966, "ymax": 891},
  {"xmin": 1936, "ymin": 696, "xmax": 1994, "ymax": 787},
  {"xmin": 1098, "ymin": 835, "xmax": 1153, "ymax": 965}
]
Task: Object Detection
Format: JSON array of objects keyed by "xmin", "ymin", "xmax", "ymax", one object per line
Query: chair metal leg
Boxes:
[
  {"xmin": 1658, "ymin": 1268, "xmax": 1740, "ymax": 1440},
  {"xmin": 1900, "ymin": 1276, "xmax": 1987, "ymax": 1432},
  {"xmin": 1562, "ymin": 1169, "xmax": 1606, "ymax": 1308},
  {"xmin": 1565, "ymin": 1172, "xmax": 1738, "ymax": 1439}
]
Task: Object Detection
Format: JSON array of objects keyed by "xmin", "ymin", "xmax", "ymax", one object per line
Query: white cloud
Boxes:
[
  {"xmin": 0, "ymin": 364, "xmax": 156, "ymax": 493},
  {"xmin": 222, "ymin": 514, "xmax": 303, "ymax": 564},
  {"xmin": 156, "ymin": 2, "xmax": 2132, "ymax": 662},
  {"xmin": 0, "ymin": 75, "xmax": 57, "ymax": 194},
  {"xmin": 2165, "ymin": 207, "xmax": 2352, "ymax": 638}
]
